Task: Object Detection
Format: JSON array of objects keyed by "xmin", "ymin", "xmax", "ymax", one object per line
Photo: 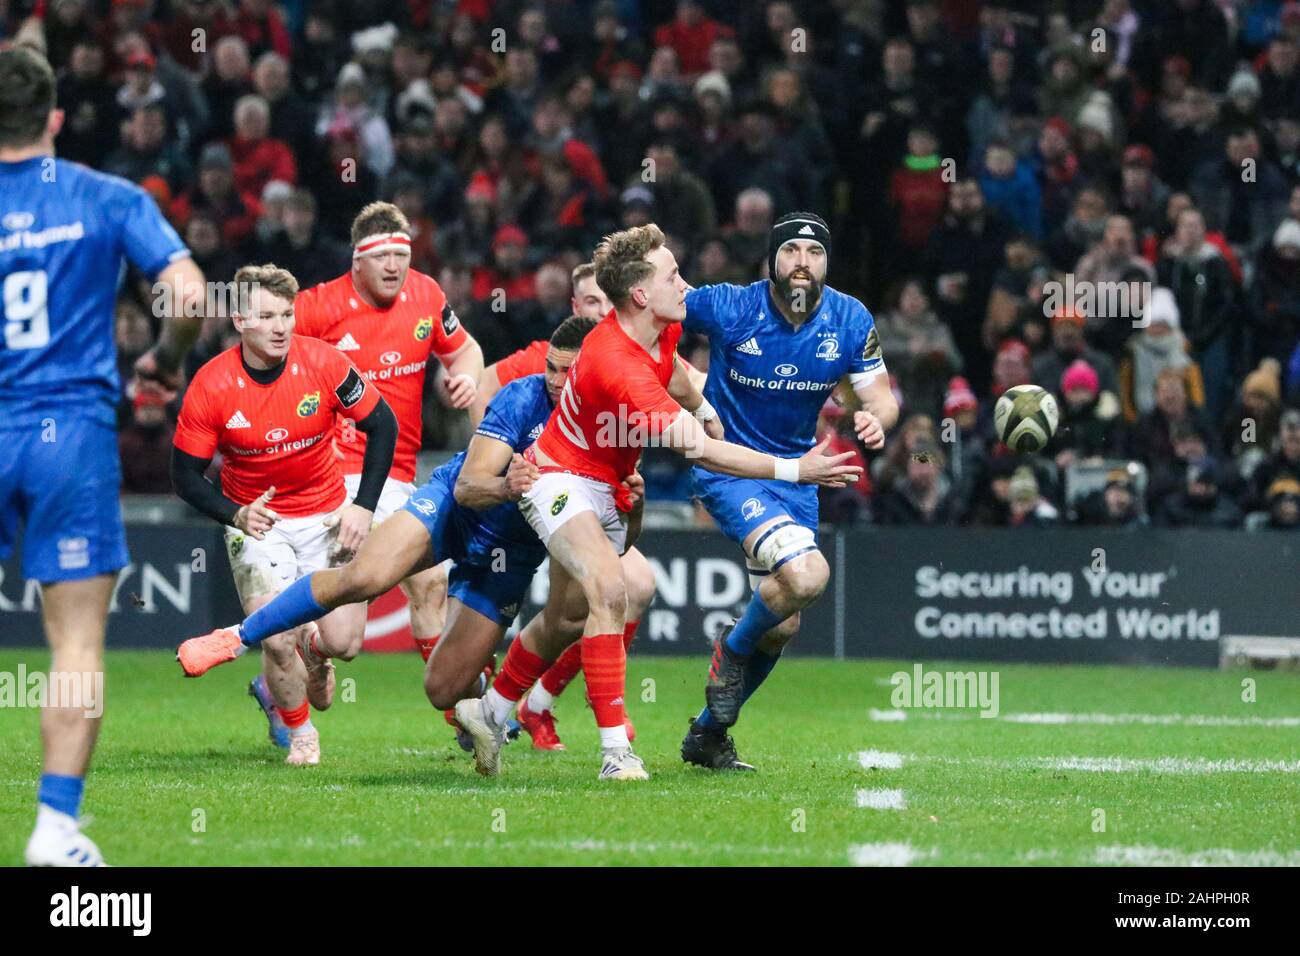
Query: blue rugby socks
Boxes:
[
  {"xmin": 694, "ymin": 648, "xmax": 781, "ymax": 731},
  {"xmin": 239, "ymin": 574, "xmax": 329, "ymax": 646},
  {"xmin": 724, "ymin": 592, "xmax": 784, "ymax": 657},
  {"xmin": 742, "ymin": 649, "xmax": 780, "ymax": 704},
  {"xmin": 38, "ymin": 773, "xmax": 84, "ymax": 819}
]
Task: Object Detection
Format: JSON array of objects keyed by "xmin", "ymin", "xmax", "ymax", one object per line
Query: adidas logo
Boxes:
[
  {"xmin": 335, "ymin": 333, "xmax": 361, "ymax": 351},
  {"xmin": 735, "ymin": 337, "xmax": 763, "ymax": 356},
  {"xmin": 798, "ymin": 224, "xmax": 815, "ymax": 236},
  {"xmin": 226, "ymin": 410, "xmax": 251, "ymax": 429}
]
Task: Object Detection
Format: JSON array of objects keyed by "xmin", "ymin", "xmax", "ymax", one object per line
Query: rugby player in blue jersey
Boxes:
[
  {"xmin": 0, "ymin": 48, "xmax": 205, "ymax": 865},
  {"xmin": 681, "ymin": 212, "xmax": 899, "ymax": 770}
]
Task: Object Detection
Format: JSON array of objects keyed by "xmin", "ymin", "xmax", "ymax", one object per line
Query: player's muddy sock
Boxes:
[
  {"xmin": 527, "ymin": 682, "xmax": 556, "ymax": 714},
  {"xmin": 741, "ymin": 649, "xmax": 781, "ymax": 706},
  {"xmin": 415, "ymin": 634, "xmax": 439, "ymax": 663},
  {"xmin": 241, "ymin": 575, "xmax": 328, "ymax": 646},
  {"xmin": 486, "ymin": 640, "xmax": 549, "ymax": 724},
  {"xmin": 724, "ymin": 593, "xmax": 783, "ymax": 657},
  {"xmin": 622, "ymin": 618, "xmax": 640, "ymax": 651},
  {"xmin": 538, "ymin": 642, "xmax": 583, "ymax": 698},
  {"xmin": 693, "ymin": 706, "xmax": 719, "ymax": 732},
  {"xmin": 278, "ymin": 699, "xmax": 311, "ymax": 734},
  {"xmin": 37, "ymin": 773, "xmax": 84, "ymax": 820},
  {"xmin": 582, "ymin": 632, "xmax": 627, "ymax": 741}
]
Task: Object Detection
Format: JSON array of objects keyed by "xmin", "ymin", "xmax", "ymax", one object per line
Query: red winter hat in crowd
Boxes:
[
  {"xmin": 997, "ymin": 338, "xmax": 1031, "ymax": 364},
  {"xmin": 1043, "ymin": 115, "xmax": 1072, "ymax": 141},
  {"xmin": 465, "ymin": 171, "xmax": 496, "ymax": 202},
  {"xmin": 133, "ymin": 388, "xmax": 167, "ymax": 411},
  {"xmin": 1061, "ymin": 359, "xmax": 1099, "ymax": 396},
  {"xmin": 1122, "ymin": 143, "xmax": 1155, "ymax": 169},
  {"xmin": 943, "ymin": 376, "xmax": 978, "ymax": 416},
  {"xmin": 138, "ymin": 174, "xmax": 172, "ymax": 206},
  {"xmin": 492, "ymin": 224, "xmax": 528, "ymax": 250},
  {"xmin": 609, "ymin": 60, "xmax": 642, "ymax": 82}
]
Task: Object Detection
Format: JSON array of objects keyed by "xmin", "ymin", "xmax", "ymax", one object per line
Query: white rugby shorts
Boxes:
[
  {"xmin": 519, "ymin": 471, "xmax": 628, "ymax": 555},
  {"xmin": 224, "ymin": 511, "xmax": 337, "ymax": 604}
]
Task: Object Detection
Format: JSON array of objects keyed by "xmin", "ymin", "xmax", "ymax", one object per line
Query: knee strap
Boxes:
[{"xmin": 750, "ymin": 520, "xmax": 818, "ymax": 576}]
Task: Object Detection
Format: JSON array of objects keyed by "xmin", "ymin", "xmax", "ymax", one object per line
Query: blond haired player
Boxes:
[
  {"xmin": 236, "ymin": 204, "xmax": 484, "ymax": 742},
  {"xmin": 172, "ymin": 264, "xmax": 395, "ymax": 764},
  {"xmin": 453, "ymin": 225, "xmax": 863, "ymax": 781}
]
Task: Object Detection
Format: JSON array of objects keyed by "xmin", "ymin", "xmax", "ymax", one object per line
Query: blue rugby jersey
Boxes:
[
  {"xmin": 685, "ymin": 280, "xmax": 885, "ymax": 457},
  {"xmin": 0, "ymin": 157, "xmax": 188, "ymax": 427},
  {"xmin": 440, "ymin": 373, "xmax": 552, "ymax": 569}
]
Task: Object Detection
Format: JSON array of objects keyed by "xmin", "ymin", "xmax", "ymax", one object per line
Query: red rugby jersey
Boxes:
[
  {"xmin": 535, "ymin": 313, "xmax": 683, "ymax": 486},
  {"xmin": 173, "ymin": 337, "xmax": 379, "ymax": 517},
  {"xmin": 294, "ymin": 270, "xmax": 467, "ymax": 482}
]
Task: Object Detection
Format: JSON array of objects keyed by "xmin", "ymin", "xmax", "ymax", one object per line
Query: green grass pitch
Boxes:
[{"xmin": 2, "ymin": 650, "xmax": 1298, "ymax": 866}]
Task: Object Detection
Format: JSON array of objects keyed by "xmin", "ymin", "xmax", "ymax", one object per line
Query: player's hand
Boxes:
[
  {"xmin": 622, "ymin": 470, "xmax": 646, "ymax": 508},
  {"xmin": 444, "ymin": 372, "xmax": 477, "ymax": 409},
  {"xmin": 132, "ymin": 347, "xmax": 184, "ymax": 402},
  {"xmin": 234, "ymin": 487, "xmax": 280, "ymax": 540},
  {"xmin": 505, "ymin": 453, "xmax": 540, "ymax": 500},
  {"xmin": 796, "ymin": 438, "xmax": 863, "ymax": 488},
  {"xmin": 324, "ymin": 502, "xmax": 373, "ymax": 561},
  {"xmin": 854, "ymin": 410, "xmax": 885, "ymax": 449},
  {"xmin": 702, "ymin": 416, "xmax": 725, "ymax": 441}
]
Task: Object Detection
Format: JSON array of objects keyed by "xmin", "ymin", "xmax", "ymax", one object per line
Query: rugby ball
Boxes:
[{"xmin": 994, "ymin": 384, "xmax": 1059, "ymax": 453}]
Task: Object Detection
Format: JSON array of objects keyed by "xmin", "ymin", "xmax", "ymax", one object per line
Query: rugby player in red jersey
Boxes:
[
  {"xmin": 453, "ymin": 225, "xmax": 861, "ymax": 780},
  {"xmin": 293, "ymin": 203, "xmax": 483, "ymax": 660},
  {"xmin": 238, "ymin": 204, "xmax": 483, "ymax": 741},
  {"xmin": 471, "ymin": 262, "xmax": 709, "ymax": 751},
  {"xmin": 172, "ymin": 264, "xmax": 395, "ymax": 764}
]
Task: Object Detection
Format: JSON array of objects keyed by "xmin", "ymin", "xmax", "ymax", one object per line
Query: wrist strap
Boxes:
[
  {"xmin": 773, "ymin": 457, "xmax": 800, "ymax": 483},
  {"xmin": 693, "ymin": 398, "xmax": 717, "ymax": 423}
]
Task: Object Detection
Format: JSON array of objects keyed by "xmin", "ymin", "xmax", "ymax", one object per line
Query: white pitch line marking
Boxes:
[
  {"xmin": 848, "ymin": 842, "xmax": 923, "ymax": 866},
  {"xmin": 868, "ymin": 708, "xmax": 907, "ymax": 721},
  {"xmin": 1004, "ymin": 712, "xmax": 1300, "ymax": 728},
  {"xmin": 902, "ymin": 754, "xmax": 1300, "ymax": 775},
  {"xmin": 868, "ymin": 710, "xmax": 1300, "ymax": 728},
  {"xmin": 858, "ymin": 749, "xmax": 904, "ymax": 770},
  {"xmin": 1096, "ymin": 845, "xmax": 1300, "ymax": 867},
  {"xmin": 856, "ymin": 788, "xmax": 906, "ymax": 810},
  {"xmin": 1032, "ymin": 755, "xmax": 1300, "ymax": 774}
]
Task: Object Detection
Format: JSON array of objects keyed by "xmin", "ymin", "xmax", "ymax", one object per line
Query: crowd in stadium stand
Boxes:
[{"xmin": 6, "ymin": 0, "xmax": 1300, "ymax": 531}]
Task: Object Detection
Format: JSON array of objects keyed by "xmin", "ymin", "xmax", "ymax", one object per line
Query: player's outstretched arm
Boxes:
[
  {"xmin": 135, "ymin": 257, "xmax": 205, "ymax": 396},
  {"xmin": 668, "ymin": 355, "xmax": 723, "ymax": 440},
  {"xmin": 660, "ymin": 412, "xmax": 861, "ymax": 487},
  {"xmin": 454, "ymin": 435, "xmax": 541, "ymax": 509}
]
